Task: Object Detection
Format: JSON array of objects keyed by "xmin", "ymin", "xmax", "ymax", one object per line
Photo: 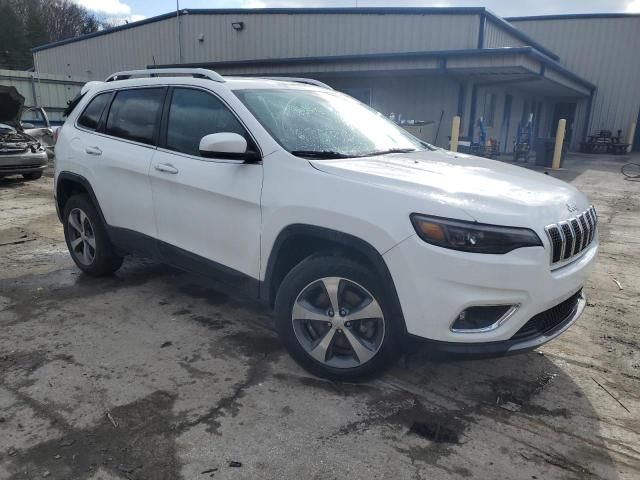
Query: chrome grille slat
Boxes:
[
  {"xmin": 545, "ymin": 205, "xmax": 598, "ymax": 268},
  {"xmin": 585, "ymin": 209, "xmax": 595, "ymax": 243},
  {"xmin": 578, "ymin": 214, "xmax": 590, "ymax": 250},
  {"xmin": 560, "ymin": 223, "xmax": 573, "ymax": 259},
  {"xmin": 570, "ymin": 218, "xmax": 583, "ymax": 255}
]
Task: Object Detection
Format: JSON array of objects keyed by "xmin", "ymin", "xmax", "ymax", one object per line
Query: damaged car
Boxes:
[{"xmin": 0, "ymin": 86, "xmax": 48, "ymax": 181}]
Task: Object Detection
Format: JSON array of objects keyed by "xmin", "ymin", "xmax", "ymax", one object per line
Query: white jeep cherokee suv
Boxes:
[{"xmin": 54, "ymin": 69, "xmax": 598, "ymax": 379}]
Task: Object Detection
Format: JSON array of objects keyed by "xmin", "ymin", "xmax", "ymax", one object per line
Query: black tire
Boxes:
[
  {"xmin": 22, "ymin": 171, "xmax": 43, "ymax": 181},
  {"xmin": 274, "ymin": 254, "xmax": 402, "ymax": 380},
  {"xmin": 63, "ymin": 194, "xmax": 123, "ymax": 276}
]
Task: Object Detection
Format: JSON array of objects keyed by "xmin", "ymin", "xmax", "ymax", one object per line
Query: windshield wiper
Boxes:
[
  {"xmin": 290, "ymin": 150, "xmax": 356, "ymax": 159},
  {"xmin": 364, "ymin": 148, "xmax": 419, "ymax": 157}
]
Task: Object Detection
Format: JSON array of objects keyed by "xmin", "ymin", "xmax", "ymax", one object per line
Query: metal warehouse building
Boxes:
[{"xmin": 31, "ymin": 7, "xmax": 640, "ymax": 152}]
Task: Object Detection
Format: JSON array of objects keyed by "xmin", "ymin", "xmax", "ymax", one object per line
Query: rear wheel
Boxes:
[
  {"xmin": 22, "ymin": 171, "xmax": 43, "ymax": 181},
  {"xmin": 275, "ymin": 255, "xmax": 401, "ymax": 380},
  {"xmin": 63, "ymin": 195, "xmax": 123, "ymax": 276}
]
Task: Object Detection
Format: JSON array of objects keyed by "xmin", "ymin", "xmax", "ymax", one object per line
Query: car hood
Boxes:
[
  {"xmin": 0, "ymin": 86, "xmax": 25, "ymax": 126},
  {"xmin": 309, "ymin": 149, "xmax": 590, "ymax": 227}
]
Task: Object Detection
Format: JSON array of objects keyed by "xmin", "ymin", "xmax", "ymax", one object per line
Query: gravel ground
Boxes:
[{"xmin": 0, "ymin": 154, "xmax": 639, "ymax": 480}]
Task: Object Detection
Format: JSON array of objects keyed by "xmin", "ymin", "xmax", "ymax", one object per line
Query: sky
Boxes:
[{"xmin": 75, "ymin": 0, "xmax": 640, "ymax": 24}]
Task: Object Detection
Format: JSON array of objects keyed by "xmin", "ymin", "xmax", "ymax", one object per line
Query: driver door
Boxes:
[{"xmin": 150, "ymin": 87, "xmax": 263, "ymax": 287}]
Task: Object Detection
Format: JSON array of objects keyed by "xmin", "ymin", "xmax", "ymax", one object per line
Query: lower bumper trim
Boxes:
[{"xmin": 414, "ymin": 292, "xmax": 586, "ymax": 358}]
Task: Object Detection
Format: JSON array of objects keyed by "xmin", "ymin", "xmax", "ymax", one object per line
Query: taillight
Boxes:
[{"xmin": 53, "ymin": 127, "xmax": 60, "ymax": 144}]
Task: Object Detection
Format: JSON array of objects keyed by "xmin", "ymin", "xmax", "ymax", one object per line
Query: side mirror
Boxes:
[
  {"xmin": 21, "ymin": 122, "xmax": 35, "ymax": 129},
  {"xmin": 199, "ymin": 132, "xmax": 259, "ymax": 162}
]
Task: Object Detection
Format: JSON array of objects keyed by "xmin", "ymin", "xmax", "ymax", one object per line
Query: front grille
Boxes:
[
  {"xmin": 545, "ymin": 206, "xmax": 597, "ymax": 267},
  {"xmin": 512, "ymin": 290, "xmax": 582, "ymax": 340}
]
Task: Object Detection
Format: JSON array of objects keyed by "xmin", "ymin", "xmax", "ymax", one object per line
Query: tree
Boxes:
[
  {"xmin": 0, "ymin": 0, "xmax": 104, "ymax": 70},
  {"xmin": 40, "ymin": 0, "xmax": 102, "ymax": 43},
  {"xmin": 25, "ymin": 0, "xmax": 48, "ymax": 49},
  {"xmin": 0, "ymin": 0, "xmax": 30, "ymax": 69}
]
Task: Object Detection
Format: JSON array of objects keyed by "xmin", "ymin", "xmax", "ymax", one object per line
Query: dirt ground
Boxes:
[{"xmin": 1, "ymin": 154, "xmax": 639, "ymax": 480}]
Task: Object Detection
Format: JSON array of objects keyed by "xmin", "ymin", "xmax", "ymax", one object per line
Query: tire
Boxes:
[
  {"xmin": 63, "ymin": 194, "xmax": 123, "ymax": 276},
  {"xmin": 22, "ymin": 171, "xmax": 43, "ymax": 181},
  {"xmin": 274, "ymin": 254, "xmax": 402, "ymax": 380}
]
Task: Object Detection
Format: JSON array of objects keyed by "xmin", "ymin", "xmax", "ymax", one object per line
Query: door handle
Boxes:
[
  {"xmin": 85, "ymin": 146, "xmax": 102, "ymax": 156},
  {"xmin": 155, "ymin": 163, "xmax": 179, "ymax": 174}
]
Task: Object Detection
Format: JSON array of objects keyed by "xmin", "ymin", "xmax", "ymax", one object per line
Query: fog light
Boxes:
[{"xmin": 451, "ymin": 305, "xmax": 517, "ymax": 332}]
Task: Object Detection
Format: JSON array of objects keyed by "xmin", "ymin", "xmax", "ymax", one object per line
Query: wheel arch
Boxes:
[
  {"xmin": 56, "ymin": 172, "xmax": 107, "ymax": 226},
  {"xmin": 262, "ymin": 224, "xmax": 407, "ymax": 333}
]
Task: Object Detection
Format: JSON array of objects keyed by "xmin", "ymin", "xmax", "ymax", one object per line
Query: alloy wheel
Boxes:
[
  {"xmin": 291, "ymin": 276, "xmax": 385, "ymax": 368},
  {"xmin": 67, "ymin": 208, "xmax": 96, "ymax": 266}
]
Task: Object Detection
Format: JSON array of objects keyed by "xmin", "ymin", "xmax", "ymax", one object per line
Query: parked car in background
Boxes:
[
  {"xmin": 21, "ymin": 106, "xmax": 59, "ymax": 158},
  {"xmin": 54, "ymin": 69, "xmax": 598, "ymax": 379},
  {"xmin": 0, "ymin": 86, "xmax": 48, "ymax": 181}
]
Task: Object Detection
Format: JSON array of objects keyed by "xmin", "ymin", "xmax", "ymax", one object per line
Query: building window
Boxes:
[{"xmin": 483, "ymin": 92, "xmax": 496, "ymax": 127}]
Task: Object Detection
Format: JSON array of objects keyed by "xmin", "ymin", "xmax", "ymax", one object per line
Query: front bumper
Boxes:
[
  {"xmin": 416, "ymin": 291, "xmax": 585, "ymax": 356},
  {"xmin": 383, "ymin": 233, "xmax": 597, "ymax": 345},
  {"xmin": 0, "ymin": 151, "xmax": 48, "ymax": 176}
]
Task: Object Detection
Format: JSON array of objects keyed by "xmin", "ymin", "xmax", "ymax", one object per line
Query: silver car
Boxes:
[{"xmin": 0, "ymin": 86, "xmax": 48, "ymax": 181}]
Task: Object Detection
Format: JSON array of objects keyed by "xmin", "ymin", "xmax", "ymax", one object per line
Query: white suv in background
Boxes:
[{"xmin": 54, "ymin": 69, "xmax": 598, "ymax": 379}]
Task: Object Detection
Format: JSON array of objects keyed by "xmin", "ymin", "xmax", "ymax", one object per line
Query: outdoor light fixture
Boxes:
[{"xmin": 232, "ymin": 22, "xmax": 244, "ymax": 31}]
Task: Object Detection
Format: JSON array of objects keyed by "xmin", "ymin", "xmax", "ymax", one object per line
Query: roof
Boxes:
[
  {"xmin": 507, "ymin": 13, "xmax": 640, "ymax": 22},
  {"xmin": 151, "ymin": 47, "xmax": 595, "ymax": 92},
  {"xmin": 32, "ymin": 7, "xmax": 556, "ymax": 60},
  {"xmin": 79, "ymin": 75, "xmax": 330, "ymax": 94}
]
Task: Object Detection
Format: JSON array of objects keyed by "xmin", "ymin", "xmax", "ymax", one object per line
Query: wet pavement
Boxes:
[{"xmin": 1, "ymin": 154, "xmax": 639, "ymax": 479}]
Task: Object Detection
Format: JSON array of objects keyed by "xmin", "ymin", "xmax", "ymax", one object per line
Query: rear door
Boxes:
[
  {"xmin": 81, "ymin": 87, "xmax": 165, "ymax": 239},
  {"xmin": 149, "ymin": 86, "xmax": 263, "ymax": 285}
]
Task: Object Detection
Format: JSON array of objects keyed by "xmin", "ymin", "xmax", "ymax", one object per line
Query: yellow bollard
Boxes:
[
  {"xmin": 626, "ymin": 122, "xmax": 636, "ymax": 153},
  {"xmin": 551, "ymin": 119, "xmax": 566, "ymax": 170},
  {"xmin": 450, "ymin": 115, "xmax": 461, "ymax": 152}
]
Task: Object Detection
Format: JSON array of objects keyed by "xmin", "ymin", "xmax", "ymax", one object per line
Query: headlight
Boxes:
[{"xmin": 410, "ymin": 214, "xmax": 542, "ymax": 254}]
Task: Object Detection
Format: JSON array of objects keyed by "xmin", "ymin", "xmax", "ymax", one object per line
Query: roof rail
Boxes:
[
  {"xmin": 260, "ymin": 77, "xmax": 333, "ymax": 89},
  {"xmin": 105, "ymin": 68, "xmax": 225, "ymax": 83}
]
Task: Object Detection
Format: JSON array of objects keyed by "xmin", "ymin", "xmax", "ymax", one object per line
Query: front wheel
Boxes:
[
  {"xmin": 63, "ymin": 194, "xmax": 123, "ymax": 276},
  {"xmin": 275, "ymin": 255, "xmax": 401, "ymax": 380}
]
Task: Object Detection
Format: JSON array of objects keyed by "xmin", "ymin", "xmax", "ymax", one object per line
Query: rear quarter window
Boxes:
[{"xmin": 77, "ymin": 92, "xmax": 111, "ymax": 130}]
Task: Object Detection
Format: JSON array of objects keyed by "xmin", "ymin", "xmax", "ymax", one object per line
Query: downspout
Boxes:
[
  {"xmin": 581, "ymin": 88, "xmax": 596, "ymax": 146},
  {"xmin": 477, "ymin": 12, "xmax": 486, "ymax": 49},
  {"xmin": 31, "ymin": 54, "xmax": 41, "ymax": 108},
  {"xmin": 468, "ymin": 84, "xmax": 479, "ymax": 140},
  {"xmin": 176, "ymin": 1, "xmax": 182, "ymax": 64}
]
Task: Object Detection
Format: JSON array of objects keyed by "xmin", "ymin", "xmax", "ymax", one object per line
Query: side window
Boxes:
[
  {"xmin": 166, "ymin": 88, "xmax": 248, "ymax": 157},
  {"xmin": 105, "ymin": 88, "xmax": 164, "ymax": 145},
  {"xmin": 77, "ymin": 92, "xmax": 111, "ymax": 131}
]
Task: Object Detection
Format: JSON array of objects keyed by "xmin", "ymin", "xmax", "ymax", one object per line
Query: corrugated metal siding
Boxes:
[
  {"xmin": 512, "ymin": 17, "xmax": 640, "ymax": 144},
  {"xmin": 34, "ymin": 18, "xmax": 179, "ymax": 80},
  {"xmin": 34, "ymin": 13, "xmax": 479, "ymax": 80},
  {"xmin": 0, "ymin": 69, "xmax": 86, "ymax": 121},
  {"xmin": 181, "ymin": 13, "xmax": 479, "ymax": 62},
  {"xmin": 484, "ymin": 19, "xmax": 527, "ymax": 48}
]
